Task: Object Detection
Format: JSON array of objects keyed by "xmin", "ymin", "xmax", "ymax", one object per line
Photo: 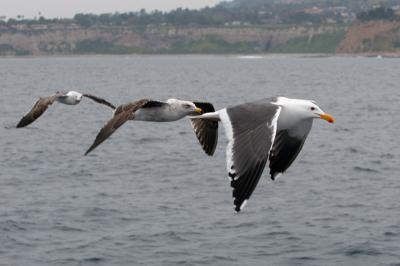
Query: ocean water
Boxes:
[{"xmin": 0, "ymin": 55, "xmax": 399, "ymax": 266}]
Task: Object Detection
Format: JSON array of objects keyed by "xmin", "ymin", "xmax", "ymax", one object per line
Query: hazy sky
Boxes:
[{"xmin": 1, "ymin": 0, "xmax": 223, "ymax": 19}]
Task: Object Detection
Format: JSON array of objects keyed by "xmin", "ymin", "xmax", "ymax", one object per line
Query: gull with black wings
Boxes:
[{"xmin": 191, "ymin": 97, "xmax": 335, "ymax": 212}]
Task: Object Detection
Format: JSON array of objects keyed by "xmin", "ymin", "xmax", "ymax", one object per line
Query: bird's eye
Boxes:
[
  {"xmin": 310, "ymin": 107, "xmax": 315, "ymax": 111},
  {"xmin": 183, "ymin": 104, "xmax": 191, "ymax": 108}
]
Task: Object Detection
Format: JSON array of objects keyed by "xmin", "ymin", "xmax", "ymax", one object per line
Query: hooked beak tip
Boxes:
[
  {"xmin": 319, "ymin": 113, "xmax": 335, "ymax": 123},
  {"xmin": 195, "ymin": 107, "xmax": 202, "ymax": 114}
]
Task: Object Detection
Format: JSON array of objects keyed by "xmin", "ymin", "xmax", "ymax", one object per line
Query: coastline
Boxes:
[{"xmin": 1, "ymin": 52, "xmax": 400, "ymax": 59}]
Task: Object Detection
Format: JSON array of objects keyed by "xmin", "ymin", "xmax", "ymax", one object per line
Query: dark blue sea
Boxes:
[{"xmin": 0, "ymin": 55, "xmax": 399, "ymax": 266}]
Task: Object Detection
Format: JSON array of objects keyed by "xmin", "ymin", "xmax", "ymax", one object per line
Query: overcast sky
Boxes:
[{"xmin": 1, "ymin": 0, "xmax": 223, "ymax": 19}]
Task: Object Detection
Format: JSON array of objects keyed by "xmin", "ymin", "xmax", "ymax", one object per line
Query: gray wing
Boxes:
[
  {"xmin": 84, "ymin": 99, "xmax": 152, "ymax": 155},
  {"xmin": 83, "ymin": 93, "xmax": 116, "ymax": 109},
  {"xmin": 16, "ymin": 94, "xmax": 60, "ymax": 128},
  {"xmin": 219, "ymin": 100, "xmax": 281, "ymax": 212},
  {"xmin": 269, "ymin": 120, "xmax": 313, "ymax": 180},
  {"xmin": 190, "ymin": 102, "xmax": 218, "ymax": 156}
]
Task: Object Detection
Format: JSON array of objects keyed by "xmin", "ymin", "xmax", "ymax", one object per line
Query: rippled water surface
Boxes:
[{"xmin": 1, "ymin": 55, "xmax": 399, "ymax": 266}]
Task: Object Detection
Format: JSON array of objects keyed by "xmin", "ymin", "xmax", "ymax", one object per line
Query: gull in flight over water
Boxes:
[
  {"xmin": 191, "ymin": 97, "xmax": 335, "ymax": 212},
  {"xmin": 16, "ymin": 90, "xmax": 116, "ymax": 128},
  {"xmin": 85, "ymin": 98, "xmax": 218, "ymax": 156}
]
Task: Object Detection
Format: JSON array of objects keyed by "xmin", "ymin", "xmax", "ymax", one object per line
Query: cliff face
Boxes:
[
  {"xmin": 337, "ymin": 20, "xmax": 400, "ymax": 53},
  {"xmin": 0, "ymin": 28, "xmax": 146, "ymax": 55},
  {"xmin": 0, "ymin": 24, "xmax": 341, "ymax": 55}
]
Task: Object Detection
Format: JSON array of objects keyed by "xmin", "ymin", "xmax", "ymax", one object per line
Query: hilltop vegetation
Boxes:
[
  {"xmin": 5, "ymin": 0, "xmax": 398, "ymax": 28},
  {"xmin": 1, "ymin": 1, "xmax": 400, "ymax": 56}
]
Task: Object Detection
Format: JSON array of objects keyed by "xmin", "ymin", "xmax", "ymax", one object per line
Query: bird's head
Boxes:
[
  {"xmin": 67, "ymin": 91, "xmax": 83, "ymax": 101},
  {"xmin": 306, "ymin": 100, "xmax": 335, "ymax": 123},
  {"xmin": 167, "ymin": 99, "xmax": 202, "ymax": 115},
  {"xmin": 278, "ymin": 97, "xmax": 335, "ymax": 123}
]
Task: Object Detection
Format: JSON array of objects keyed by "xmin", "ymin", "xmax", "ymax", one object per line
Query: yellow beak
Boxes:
[
  {"xmin": 194, "ymin": 107, "xmax": 202, "ymax": 114},
  {"xmin": 319, "ymin": 113, "xmax": 335, "ymax": 123}
]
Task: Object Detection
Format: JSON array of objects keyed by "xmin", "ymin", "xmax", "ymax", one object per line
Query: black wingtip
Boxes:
[
  {"xmin": 85, "ymin": 140, "xmax": 103, "ymax": 156},
  {"xmin": 270, "ymin": 172, "xmax": 282, "ymax": 181},
  {"xmin": 84, "ymin": 147, "xmax": 93, "ymax": 156},
  {"xmin": 204, "ymin": 149, "xmax": 215, "ymax": 156},
  {"xmin": 16, "ymin": 119, "xmax": 29, "ymax": 128}
]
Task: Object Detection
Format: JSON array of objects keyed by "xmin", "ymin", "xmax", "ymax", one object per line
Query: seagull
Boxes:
[
  {"xmin": 84, "ymin": 98, "xmax": 218, "ymax": 156},
  {"xmin": 16, "ymin": 91, "xmax": 116, "ymax": 128},
  {"xmin": 191, "ymin": 97, "xmax": 335, "ymax": 212}
]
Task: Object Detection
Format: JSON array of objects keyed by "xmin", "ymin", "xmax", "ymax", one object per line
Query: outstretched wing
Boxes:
[
  {"xmin": 16, "ymin": 95, "xmax": 60, "ymax": 128},
  {"xmin": 219, "ymin": 100, "xmax": 281, "ymax": 212},
  {"xmin": 83, "ymin": 93, "xmax": 116, "ymax": 109},
  {"xmin": 190, "ymin": 102, "xmax": 219, "ymax": 156},
  {"xmin": 84, "ymin": 99, "xmax": 152, "ymax": 155},
  {"xmin": 269, "ymin": 120, "xmax": 312, "ymax": 180}
]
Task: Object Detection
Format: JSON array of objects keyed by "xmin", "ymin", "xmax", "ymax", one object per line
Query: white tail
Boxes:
[{"xmin": 189, "ymin": 111, "xmax": 221, "ymax": 121}]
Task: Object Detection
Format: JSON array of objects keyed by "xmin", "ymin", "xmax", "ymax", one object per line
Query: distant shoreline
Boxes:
[{"xmin": 1, "ymin": 52, "xmax": 400, "ymax": 59}]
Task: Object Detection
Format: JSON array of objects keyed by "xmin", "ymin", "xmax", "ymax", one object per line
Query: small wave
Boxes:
[
  {"xmin": 346, "ymin": 147, "xmax": 359, "ymax": 154},
  {"xmin": 70, "ymin": 169, "xmax": 93, "ymax": 177},
  {"xmin": 286, "ymin": 236, "xmax": 302, "ymax": 241},
  {"xmin": 190, "ymin": 255, "xmax": 237, "ymax": 264},
  {"xmin": 251, "ymin": 231, "xmax": 292, "ymax": 240},
  {"xmin": 230, "ymin": 222, "xmax": 256, "ymax": 229},
  {"xmin": 381, "ymin": 153, "xmax": 394, "ymax": 159},
  {"xmin": 333, "ymin": 203, "xmax": 368, "ymax": 208},
  {"xmin": 82, "ymin": 257, "xmax": 105, "ymax": 263},
  {"xmin": 4, "ymin": 235, "xmax": 35, "ymax": 247},
  {"xmin": 53, "ymin": 225, "xmax": 85, "ymax": 232},
  {"xmin": 342, "ymin": 245, "xmax": 382, "ymax": 257},
  {"xmin": 353, "ymin": 166, "xmax": 379, "ymax": 173},
  {"xmin": 1, "ymin": 220, "xmax": 27, "ymax": 232},
  {"xmin": 48, "ymin": 258, "xmax": 81, "ymax": 265},
  {"xmin": 292, "ymin": 256, "xmax": 317, "ymax": 261},
  {"xmin": 384, "ymin": 231, "xmax": 399, "ymax": 237},
  {"xmin": 128, "ymin": 234, "xmax": 157, "ymax": 243},
  {"xmin": 138, "ymin": 136, "xmax": 167, "ymax": 143},
  {"xmin": 83, "ymin": 207, "xmax": 120, "ymax": 217},
  {"xmin": 149, "ymin": 231, "xmax": 189, "ymax": 242},
  {"xmin": 266, "ymin": 231, "xmax": 291, "ymax": 237},
  {"xmin": 313, "ymin": 217, "xmax": 335, "ymax": 222}
]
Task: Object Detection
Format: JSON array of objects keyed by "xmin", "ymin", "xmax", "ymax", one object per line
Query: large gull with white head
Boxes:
[
  {"xmin": 84, "ymin": 98, "xmax": 218, "ymax": 156},
  {"xmin": 191, "ymin": 97, "xmax": 335, "ymax": 212},
  {"xmin": 16, "ymin": 90, "xmax": 116, "ymax": 128}
]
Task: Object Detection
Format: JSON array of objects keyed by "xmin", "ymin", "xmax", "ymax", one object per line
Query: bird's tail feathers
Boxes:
[{"xmin": 189, "ymin": 111, "xmax": 220, "ymax": 121}]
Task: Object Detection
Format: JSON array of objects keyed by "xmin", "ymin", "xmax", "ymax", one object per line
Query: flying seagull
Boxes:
[
  {"xmin": 16, "ymin": 91, "xmax": 116, "ymax": 128},
  {"xmin": 191, "ymin": 97, "xmax": 335, "ymax": 212},
  {"xmin": 84, "ymin": 98, "xmax": 218, "ymax": 156}
]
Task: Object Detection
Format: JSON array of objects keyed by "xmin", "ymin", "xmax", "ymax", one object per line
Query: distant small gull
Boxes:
[
  {"xmin": 85, "ymin": 98, "xmax": 218, "ymax": 156},
  {"xmin": 16, "ymin": 91, "xmax": 116, "ymax": 128},
  {"xmin": 191, "ymin": 97, "xmax": 335, "ymax": 212}
]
